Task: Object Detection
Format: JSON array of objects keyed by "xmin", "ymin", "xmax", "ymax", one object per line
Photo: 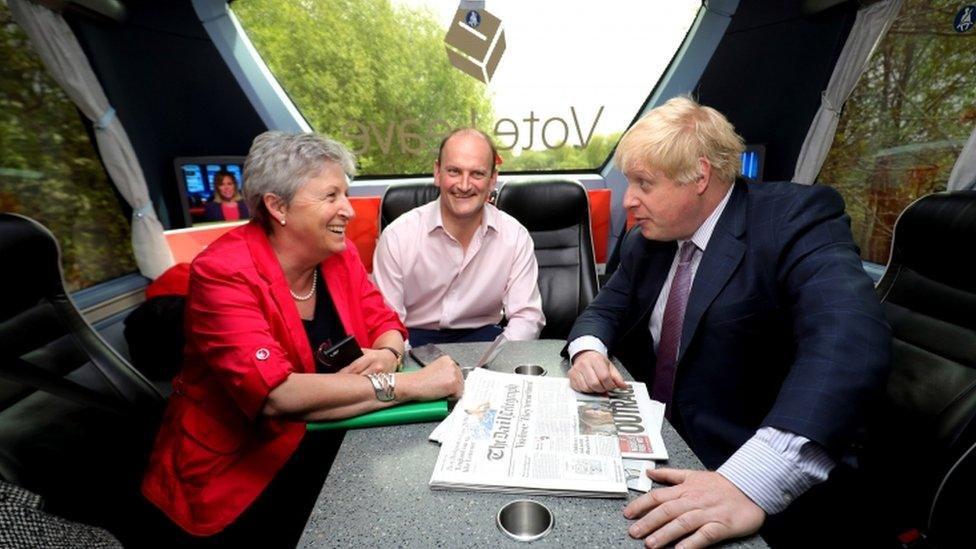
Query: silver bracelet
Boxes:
[{"xmin": 367, "ymin": 372, "xmax": 396, "ymax": 402}]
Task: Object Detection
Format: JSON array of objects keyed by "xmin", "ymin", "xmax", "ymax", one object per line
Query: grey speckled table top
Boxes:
[{"xmin": 299, "ymin": 340, "xmax": 767, "ymax": 548}]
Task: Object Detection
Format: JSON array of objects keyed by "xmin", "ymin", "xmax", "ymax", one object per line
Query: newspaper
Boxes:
[
  {"xmin": 583, "ymin": 382, "xmax": 668, "ymax": 460},
  {"xmin": 430, "ymin": 381, "xmax": 667, "ymax": 460},
  {"xmin": 428, "ymin": 369, "xmax": 627, "ymax": 498}
]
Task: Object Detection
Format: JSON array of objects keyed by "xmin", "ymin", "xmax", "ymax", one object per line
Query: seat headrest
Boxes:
[
  {"xmin": 890, "ymin": 191, "xmax": 976, "ymax": 294},
  {"xmin": 0, "ymin": 213, "xmax": 64, "ymax": 321},
  {"xmin": 380, "ymin": 184, "xmax": 440, "ymax": 230},
  {"xmin": 496, "ymin": 179, "xmax": 589, "ymax": 231}
]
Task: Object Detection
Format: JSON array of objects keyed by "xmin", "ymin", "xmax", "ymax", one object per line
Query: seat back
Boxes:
[
  {"xmin": 866, "ymin": 191, "xmax": 976, "ymax": 546},
  {"xmin": 0, "ymin": 213, "xmax": 163, "ymax": 542},
  {"xmin": 0, "ymin": 213, "xmax": 163, "ymax": 413},
  {"xmin": 496, "ymin": 179, "xmax": 599, "ymax": 339},
  {"xmin": 379, "ymin": 183, "xmax": 440, "ymax": 231}
]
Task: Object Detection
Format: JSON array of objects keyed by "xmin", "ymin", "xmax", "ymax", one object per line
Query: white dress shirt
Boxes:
[{"xmin": 373, "ymin": 200, "xmax": 545, "ymax": 342}]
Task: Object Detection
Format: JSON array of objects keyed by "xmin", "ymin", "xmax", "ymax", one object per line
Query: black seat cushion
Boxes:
[
  {"xmin": 496, "ymin": 180, "xmax": 599, "ymax": 339},
  {"xmin": 380, "ymin": 184, "xmax": 440, "ymax": 231}
]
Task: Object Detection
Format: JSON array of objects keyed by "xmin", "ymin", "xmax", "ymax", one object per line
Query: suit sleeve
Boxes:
[
  {"xmin": 763, "ymin": 185, "xmax": 891, "ymax": 452},
  {"xmin": 185, "ymin": 257, "xmax": 295, "ymax": 420},
  {"xmin": 566, "ymin": 227, "xmax": 643, "ymax": 348}
]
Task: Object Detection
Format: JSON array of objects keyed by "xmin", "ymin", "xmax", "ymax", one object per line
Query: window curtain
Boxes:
[
  {"xmin": 792, "ymin": 0, "xmax": 904, "ymax": 185},
  {"xmin": 8, "ymin": 0, "xmax": 175, "ymax": 279},
  {"xmin": 947, "ymin": 126, "xmax": 976, "ymax": 191}
]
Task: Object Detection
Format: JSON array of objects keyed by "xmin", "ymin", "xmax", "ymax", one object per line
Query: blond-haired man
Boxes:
[{"xmin": 567, "ymin": 96, "xmax": 890, "ymax": 547}]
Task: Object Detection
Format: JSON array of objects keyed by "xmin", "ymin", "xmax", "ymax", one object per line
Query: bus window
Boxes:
[
  {"xmin": 0, "ymin": 3, "xmax": 136, "ymax": 290},
  {"xmin": 819, "ymin": 0, "xmax": 976, "ymax": 264},
  {"xmin": 231, "ymin": 0, "xmax": 700, "ymax": 176}
]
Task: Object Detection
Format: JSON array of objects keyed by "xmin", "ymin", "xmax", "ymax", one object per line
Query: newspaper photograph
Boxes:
[
  {"xmin": 428, "ymin": 369, "xmax": 627, "ymax": 498},
  {"xmin": 577, "ymin": 382, "xmax": 669, "ymax": 460}
]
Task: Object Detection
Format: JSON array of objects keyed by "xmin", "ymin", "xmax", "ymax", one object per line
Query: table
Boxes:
[{"xmin": 299, "ymin": 340, "xmax": 767, "ymax": 548}]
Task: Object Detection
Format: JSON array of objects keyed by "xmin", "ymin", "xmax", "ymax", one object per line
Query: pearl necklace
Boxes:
[{"xmin": 290, "ymin": 270, "xmax": 317, "ymax": 301}]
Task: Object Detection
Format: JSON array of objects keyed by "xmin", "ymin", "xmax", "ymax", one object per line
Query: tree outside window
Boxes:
[
  {"xmin": 819, "ymin": 0, "xmax": 976, "ymax": 264},
  {"xmin": 0, "ymin": 2, "xmax": 136, "ymax": 291}
]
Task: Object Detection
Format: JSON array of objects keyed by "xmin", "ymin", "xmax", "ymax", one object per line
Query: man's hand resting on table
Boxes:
[
  {"xmin": 624, "ymin": 468, "xmax": 765, "ymax": 548},
  {"xmin": 568, "ymin": 350, "xmax": 628, "ymax": 393}
]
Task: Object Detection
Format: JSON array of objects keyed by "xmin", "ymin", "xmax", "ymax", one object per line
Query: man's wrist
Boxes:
[{"xmin": 567, "ymin": 335, "xmax": 608, "ymax": 365}]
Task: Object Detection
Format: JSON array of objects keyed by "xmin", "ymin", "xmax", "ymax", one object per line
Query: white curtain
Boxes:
[
  {"xmin": 947, "ymin": 126, "xmax": 976, "ymax": 191},
  {"xmin": 9, "ymin": 0, "xmax": 175, "ymax": 279},
  {"xmin": 792, "ymin": 0, "xmax": 904, "ymax": 185}
]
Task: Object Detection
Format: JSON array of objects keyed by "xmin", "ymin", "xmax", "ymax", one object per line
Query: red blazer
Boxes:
[{"xmin": 141, "ymin": 221, "xmax": 405, "ymax": 536}]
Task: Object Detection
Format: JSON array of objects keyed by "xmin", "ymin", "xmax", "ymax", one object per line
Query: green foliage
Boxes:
[
  {"xmin": 500, "ymin": 133, "xmax": 621, "ymax": 171},
  {"xmin": 0, "ymin": 3, "xmax": 136, "ymax": 291},
  {"xmin": 819, "ymin": 0, "xmax": 976, "ymax": 263},
  {"xmin": 233, "ymin": 0, "xmax": 495, "ymax": 175}
]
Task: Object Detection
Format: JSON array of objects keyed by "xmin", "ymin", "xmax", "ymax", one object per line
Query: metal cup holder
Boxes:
[
  {"xmin": 514, "ymin": 364, "xmax": 547, "ymax": 376},
  {"xmin": 496, "ymin": 499, "xmax": 554, "ymax": 542}
]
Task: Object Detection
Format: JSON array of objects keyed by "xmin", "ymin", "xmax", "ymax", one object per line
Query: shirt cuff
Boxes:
[
  {"xmin": 567, "ymin": 336, "xmax": 608, "ymax": 362},
  {"xmin": 717, "ymin": 427, "xmax": 836, "ymax": 515}
]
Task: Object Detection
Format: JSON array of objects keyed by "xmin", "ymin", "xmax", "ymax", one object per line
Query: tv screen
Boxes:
[
  {"xmin": 740, "ymin": 144, "xmax": 765, "ymax": 182},
  {"xmin": 174, "ymin": 156, "xmax": 248, "ymax": 227}
]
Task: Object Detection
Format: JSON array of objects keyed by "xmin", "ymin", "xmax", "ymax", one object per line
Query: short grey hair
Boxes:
[{"xmin": 243, "ymin": 131, "xmax": 357, "ymax": 231}]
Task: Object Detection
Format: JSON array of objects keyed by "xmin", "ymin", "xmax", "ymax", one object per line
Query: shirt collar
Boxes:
[
  {"xmin": 424, "ymin": 199, "xmax": 499, "ymax": 236},
  {"xmin": 680, "ymin": 183, "xmax": 735, "ymax": 252}
]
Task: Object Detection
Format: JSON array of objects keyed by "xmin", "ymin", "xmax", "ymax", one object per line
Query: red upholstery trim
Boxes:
[
  {"xmin": 348, "ymin": 197, "xmax": 381, "ymax": 273},
  {"xmin": 146, "ymin": 262, "xmax": 191, "ymax": 298},
  {"xmin": 587, "ymin": 189, "xmax": 611, "ymax": 264}
]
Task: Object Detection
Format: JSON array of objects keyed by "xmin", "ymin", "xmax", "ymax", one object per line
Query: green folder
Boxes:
[{"xmin": 307, "ymin": 399, "xmax": 449, "ymax": 431}]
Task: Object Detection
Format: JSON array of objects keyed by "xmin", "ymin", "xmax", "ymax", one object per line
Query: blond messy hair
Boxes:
[{"xmin": 614, "ymin": 96, "xmax": 744, "ymax": 185}]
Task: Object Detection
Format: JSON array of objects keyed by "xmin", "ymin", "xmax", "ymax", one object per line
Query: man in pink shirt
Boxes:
[{"xmin": 372, "ymin": 129, "xmax": 545, "ymax": 347}]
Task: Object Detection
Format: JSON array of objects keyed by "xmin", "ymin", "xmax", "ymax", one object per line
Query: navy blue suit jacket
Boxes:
[{"xmin": 568, "ymin": 179, "xmax": 891, "ymax": 468}]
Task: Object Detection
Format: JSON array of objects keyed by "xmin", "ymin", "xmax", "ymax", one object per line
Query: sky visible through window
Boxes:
[{"xmin": 395, "ymin": 0, "xmax": 699, "ymax": 152}]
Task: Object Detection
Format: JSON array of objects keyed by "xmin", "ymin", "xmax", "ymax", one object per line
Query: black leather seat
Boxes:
[
  {"xmin": 0, "ymin": 213, "xmax": 164, "ymax": 543},
  {"xmin": 496, "ymin": 179, "xmax": 599, "ymax": 339},
  {"xmin": 379, "ymin": 183, "xmax": 440, "ymax": 231},
  {"xmin": 859, "ymin": 191, "xmax": 976, "ymax": 547}
]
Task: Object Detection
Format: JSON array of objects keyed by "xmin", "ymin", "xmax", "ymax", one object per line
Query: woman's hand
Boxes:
[
  {"xmin": 400, "ymin": 356, "xmax": 464, "ymax": 401},
  {"xmin": 338, "ymin": 348, "xmax": 397, "ymax": 375}
]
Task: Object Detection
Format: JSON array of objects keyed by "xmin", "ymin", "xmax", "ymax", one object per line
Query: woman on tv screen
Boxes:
[{"xmin": 204, "ymin": 170, "xmax": 250, "ymax": 221}]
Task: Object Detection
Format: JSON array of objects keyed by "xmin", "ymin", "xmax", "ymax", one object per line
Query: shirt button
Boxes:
[
  {"xmin": 781, "ymin": 492, "xmax": 794, "ymax": 504},
  {"xmin": 256, "ymin": 348, "xmax": 270, "ymax": 360}
]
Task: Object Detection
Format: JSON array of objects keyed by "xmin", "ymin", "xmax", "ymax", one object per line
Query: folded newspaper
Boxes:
[
  {"xmin": 428, "ymin": 369, "xmax": 666, "ymax": 498},
  {"xmin": 430, "ymin": 375, "xmax": 668, "ymax": 459}
]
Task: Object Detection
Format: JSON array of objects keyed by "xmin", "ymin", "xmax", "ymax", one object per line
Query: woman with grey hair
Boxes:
[{"xmin": 141, "ymin": 131, "xmax": 463, "ymax": 546}]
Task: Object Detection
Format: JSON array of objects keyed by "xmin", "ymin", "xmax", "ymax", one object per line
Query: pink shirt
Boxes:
[{"xmin": 373, "ymin": 200, "xmax": 545, "ymax": 341}]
